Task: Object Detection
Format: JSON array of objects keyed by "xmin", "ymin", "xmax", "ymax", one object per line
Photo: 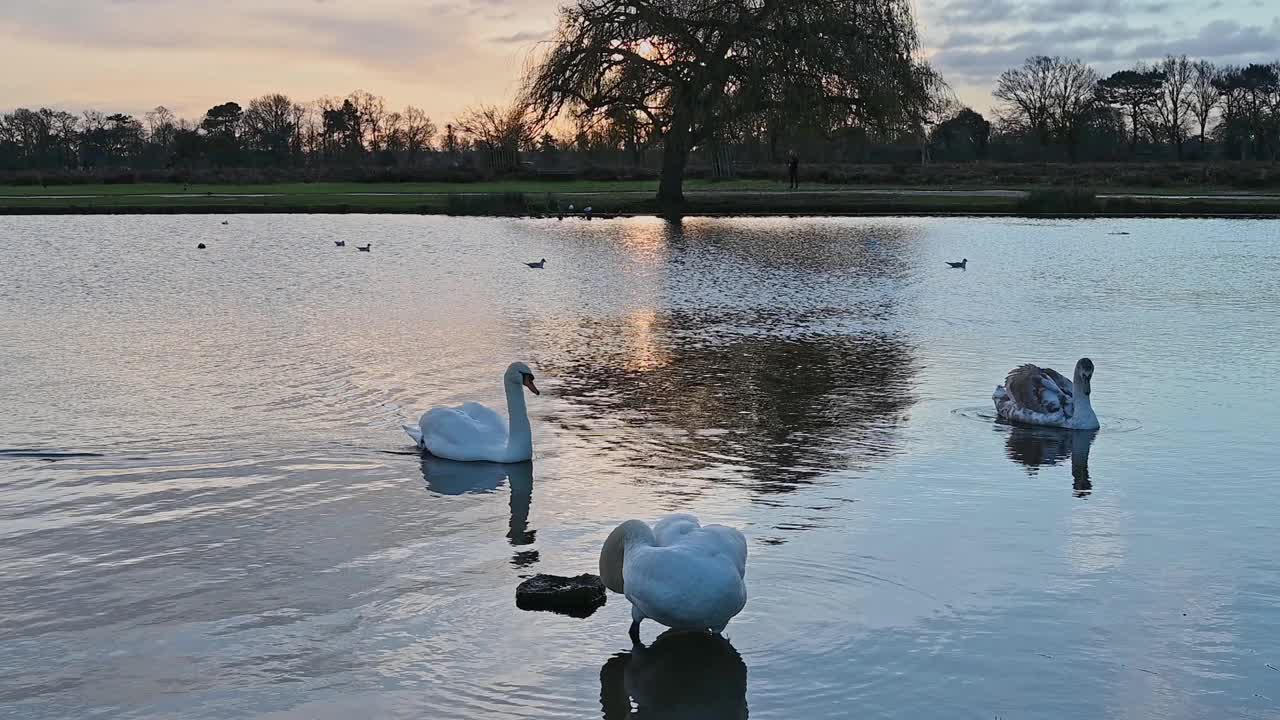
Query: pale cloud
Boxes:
[
  {"xmin": 1132, "ymin": 18, "xmax": 1280, "ymax": 57},
  {"xmin": 491, "ymin": 30, "xmax": 551, "ymax": 45},
  {"xmin": 0, "ymin": 0, "xmax": 559, "ymax": 120},
  {"xmin": 1, "ymin": 0, "xmax": 1277, "ymax": 124},
  {"xmin": 923, "ymin": 0, "xmax": 1280, "ymax": 113}
]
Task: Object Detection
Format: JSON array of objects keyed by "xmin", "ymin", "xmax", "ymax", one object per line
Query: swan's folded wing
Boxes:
[
  {"xmin": 422, "ymin": 406, "xmax": 503, "ymax": 446},
  {"xmin": 653, "ymin": 514, "xmax": 701, "ymax": 545},
  {"xmin": 1005, "ymin": 364, "xmax": 1062, "ymax": 414},
  {"xmin": 458, "ymin": 402, "xmax": 507, "ymax": 434},
  {"xmin": 702, "ymin": 525, "xmax": 748, "ymax": 579},
  {"xmin": 1040, "ymin": 367, "xmax": 1075, "ymax": 416},
  {"xmin": 624, "ymin": 545, "xmax": 746, "ymax": 629},
  {"xmin": 657, "ymin": 521, "xmax": 748, "ymax": 580},
  {"xmin": 1041, "ymin": 367, "xmax": 1074, "ymax": 396},
  {"xmin": 653, "ymin": 515, "xmax": 747, "ymax": 577}
]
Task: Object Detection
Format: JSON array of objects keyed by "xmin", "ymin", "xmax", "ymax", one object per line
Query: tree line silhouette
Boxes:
[
  {"xmin": 2, "ymin": 56, "xmax": 1278, "ymax": 185},
  {"xmin": 982, "ymin": 55, "xmax": 1280, "ymax": 163}
]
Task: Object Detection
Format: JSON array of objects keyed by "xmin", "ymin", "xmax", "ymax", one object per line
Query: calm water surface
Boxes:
[{"xmin": 1, "ymin": 214, "xmax": 1278, "ymax": 719}]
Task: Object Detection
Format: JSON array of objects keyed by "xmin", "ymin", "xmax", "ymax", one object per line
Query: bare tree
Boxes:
[
  {"xmin": 523, "ymin": 0, "xmax": 936, "ymax": 206},
  {"xmin": 994, "ymin": 56, "xmax": 1058, "ymax": 145},
  {"xmin": 1049, "ymin": 57, "xmax": 1099, "ymax": 158},
  {"xmin": 383, "ymin": 111, "xmax": 405, "ymax": 155},
  {"xmin": 350, "ymin": 90, "xmax": 388, "ymax": 153},
  {"xmin": 145, "ymin": 106, "xmax": 177, "ymax": 148},
  {"xmin": 1152, "ymin": 55, "xmax": 1193, "ymax": 159},
  {"xmin": 1097, "ymin": 64, "xmax": 1164, "ymax": 151},
  {"xmin": 48, "ymin": 110, "xmax": 80, "ymax": 167},
  {"xmin": 242, "ymin": 94, "xmax": 299, "ymax": 161},
  {"xmin": 995, "ymin": 56, "xmax": 1097, "ymax": 158},
  {"xmin": 288, "ymin": 102, "xmax": 309, "ymax": 158},
  {"xmin": 1188, "ymin": 60, "xmax": 1219, "ymax": 150},
  {"xmin": 456, "ymin": 103, "xmax": 534, "ymax": 151},
  {"xmin": 3, "ymin": 109, "xmax": 55, "ymax": 167},
  {"xmin": 441, "ymin": 123, "xmax": 462, "ymax": 156},
  {"xmin": 81, "ymin": 110, "xmax": 107, "ymax": 134},
  {"xmin": 401, "ymin": 105, "xmax": 437, "ymax": 162},
  {"xmin": 292, "ymin": 102, "xmax": 321, "ymax": 158}
]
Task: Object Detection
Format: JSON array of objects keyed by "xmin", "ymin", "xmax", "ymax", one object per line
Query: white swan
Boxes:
[
  {"xmin": 599, "ymin": 514, "xmax": 747, "ymax": 643},
  {"xmin": 993, "ymin": 357, "xmax": 1099, "ymax": 430},
  {"xmin": 403, "ymin": 362, "xmax": 540, "ymax": 462}
]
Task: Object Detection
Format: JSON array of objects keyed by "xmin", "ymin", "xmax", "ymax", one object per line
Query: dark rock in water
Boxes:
[
  {"xmin": 516, "ymin": 573, "xmax": 606, "ymax": 618},
  {"xmin": 197, "ymin": 243, "xmax": 206, "ymax": 249}
]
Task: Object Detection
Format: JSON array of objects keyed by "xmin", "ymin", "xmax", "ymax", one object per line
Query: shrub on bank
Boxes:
[
  {"xmin": 1017, "ymin": 188, "xmax": 1098, "ymax": 213},
  {"xmin": 3, "ymin": 161, "xmax": 1278, "ymax": 190}
]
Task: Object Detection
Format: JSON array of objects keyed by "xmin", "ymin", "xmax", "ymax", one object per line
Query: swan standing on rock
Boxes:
[
  {"xmin": 600, "ymin": 514, "xmax": 747, "ymax": 644},
  {"xmin": 993, "ymin": 357, "xmax": 1099, "ymax": 430},
  {"xmin": 403, "ymin": 362, "xmax": 540, "ymax": 462}
]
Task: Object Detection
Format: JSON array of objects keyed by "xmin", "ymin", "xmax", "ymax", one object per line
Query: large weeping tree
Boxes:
[{"xmin": 522, "ymin": 0, "xmax": 937, "ymax": 207}]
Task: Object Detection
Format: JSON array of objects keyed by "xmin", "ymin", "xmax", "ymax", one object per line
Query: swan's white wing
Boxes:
[
  {"xmin": 457, "ymin": 402, "xmax": 507, "ymax": 434},
  {"xmin": 419, "ymin": 404, "xmax": 509, "ymax": 461},
  {"xmin": 653, "ymin": 514, "xmax": 701, "ymax": 546},
  {"xmin": 701, "ymin": 525, "xmax": 748, "ymax": 580},
  {"xmin": 421, "ymin": 404, "xmax": 506, "ymax": 442},
  {"xmin": 624, "ymin": 543, "xmax": 747, "ymax": 631},
  {"xmin": 651, "ymin": 515, "xmax": 747, "ymax": 579}
]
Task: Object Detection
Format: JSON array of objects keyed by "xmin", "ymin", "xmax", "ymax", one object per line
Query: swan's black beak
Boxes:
[{"xmin": 522, "ymin": 374, "xmax": 540, "ymax": 395}]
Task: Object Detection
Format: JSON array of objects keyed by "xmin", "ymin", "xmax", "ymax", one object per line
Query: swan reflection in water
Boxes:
[
  {"xmin": 419, "ymin": 457, "xmax": 535, "ymax": 563},
  {"xmin": 1002, "ymin": 425, "xmax": 1098, "ymax": 497},
  {"xmin": 600, "ymin": 630, "xmax": 747, "ymax": 720}
]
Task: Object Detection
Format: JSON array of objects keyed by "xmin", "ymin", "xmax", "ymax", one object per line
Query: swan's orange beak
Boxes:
[{"xmin": 522, "ymin": 374, "xmax": 540, "ymax": 395}]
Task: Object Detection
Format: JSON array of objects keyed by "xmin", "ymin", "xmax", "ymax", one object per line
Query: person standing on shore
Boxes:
[{"xmin": 786, "ymin": 151, "xmax": 799, "ymax": 189}]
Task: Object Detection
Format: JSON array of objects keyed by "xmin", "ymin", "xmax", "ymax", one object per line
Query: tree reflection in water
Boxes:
[
  {"xmin": 546, "ymin": 324, "xmax": 918, "ymax": 493},
  {"xmin": 528, "ymin": 217, "xmax": 923, "ymax": 523}
]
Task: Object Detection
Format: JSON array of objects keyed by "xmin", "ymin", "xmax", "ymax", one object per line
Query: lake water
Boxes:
[{"xmin": 2, "ymin": 214, "xmax": 1278, "ymax": 719}]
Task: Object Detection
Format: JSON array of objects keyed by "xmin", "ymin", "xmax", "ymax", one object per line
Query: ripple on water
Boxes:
[
  {"xmin": 2, "ymin": 215, "xmax": 1279, "ymax": 719},
  {"xmin": 950, "ymin": 406, "xmax": 1146, "ymax": 434}
]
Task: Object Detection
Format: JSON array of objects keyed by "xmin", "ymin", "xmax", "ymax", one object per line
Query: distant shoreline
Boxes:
[
  {"xmin": 2, "ymin": 181, "xmax": 1279, "ymax": 218},
  {"xmin": 4, "ymin": 208, "xmax": 1280, "ymax": 220}
]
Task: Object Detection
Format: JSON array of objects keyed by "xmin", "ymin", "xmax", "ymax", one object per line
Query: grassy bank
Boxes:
[
  {"xmin": 1, "ymin": 181, "xmax": 1279, "ymax": 217},
  {"xmin": 5, "ymin": 161, "xmax": 1280, "ymax": 191}
]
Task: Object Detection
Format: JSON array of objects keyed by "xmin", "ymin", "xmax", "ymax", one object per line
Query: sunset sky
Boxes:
[{"xmin": 2, "ymin": 0, "xmax": 1277, "ymax": 124}]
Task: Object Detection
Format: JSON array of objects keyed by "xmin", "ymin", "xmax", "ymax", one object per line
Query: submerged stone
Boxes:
[{"xmin": 516, "ymin": 573, "xmax": 607, "ymax": 618}]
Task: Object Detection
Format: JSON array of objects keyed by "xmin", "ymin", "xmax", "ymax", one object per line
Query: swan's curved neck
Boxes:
[
  {"xmin": 504, "ymin": 381, "xmax": 533, "ymax": 459},
  {"xmin": 1070, "ymin": 377, "xmax": 1098, "ymax": 429},
  {"xmin": 600, "ymin": 520, "xmax": 656, "ymax": 593}
]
